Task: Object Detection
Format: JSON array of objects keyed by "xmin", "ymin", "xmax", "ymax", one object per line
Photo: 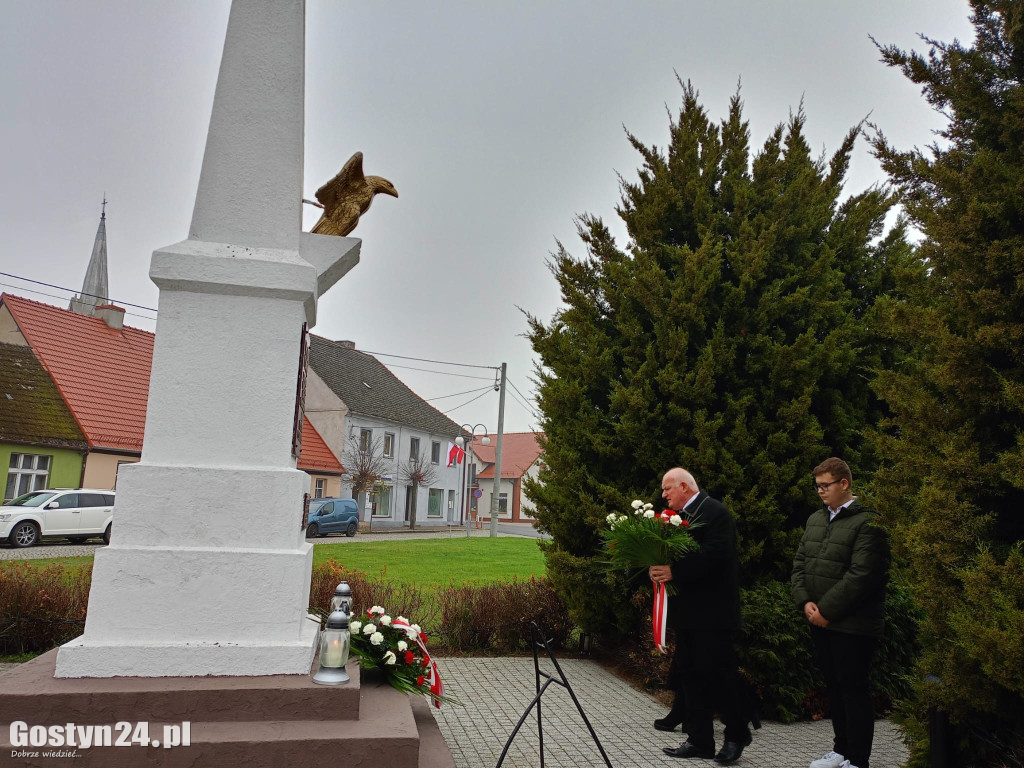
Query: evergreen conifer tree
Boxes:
[
  {"xmin": 869, "ymin": 3, "xmax": 1024, "ymax": 762},
  {"xmin": 526, "ymin": 80, "xmax": 915, "ymax": 635}
]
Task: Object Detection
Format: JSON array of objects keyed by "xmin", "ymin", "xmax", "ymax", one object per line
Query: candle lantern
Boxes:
[
  {"xmin": 330, "ymin": 581, "xmax": 352, "ymax": 615},
  {"xmin": 312, "ymin": 608, "xmax": 350, "ymax": 685}
]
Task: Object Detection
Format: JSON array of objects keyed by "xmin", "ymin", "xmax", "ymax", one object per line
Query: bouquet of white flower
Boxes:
[
  {"xmin": 601, "ymin": 500, "xmax": 700, "ymax": 653},
  {"xmin": 601, "ymin": 500, "xmax": 699, "ymax": 594},
  {"xmin": 348, "ymin": 606, "xmax": 447, "ymax": 707}
]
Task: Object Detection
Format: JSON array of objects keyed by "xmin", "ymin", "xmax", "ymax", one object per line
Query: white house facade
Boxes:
[{"xmin": 305, "ymin": 335, "xmax": 468, "ymax": 528}]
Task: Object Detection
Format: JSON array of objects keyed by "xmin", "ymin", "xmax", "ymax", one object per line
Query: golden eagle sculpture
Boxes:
[{"xmin": 309, "ymin": 152, "xmax": 398, "ymax": 236}]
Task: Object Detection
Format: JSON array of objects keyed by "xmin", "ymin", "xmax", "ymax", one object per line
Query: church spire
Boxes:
[{"xmin": 69, "ymin": 198, "xmax": 109, "ymax": 316}]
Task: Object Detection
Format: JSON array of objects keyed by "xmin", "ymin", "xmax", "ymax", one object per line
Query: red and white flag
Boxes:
[{"xmin": 447, "ymin": 441, "xmax": 465, "ymax": 467}]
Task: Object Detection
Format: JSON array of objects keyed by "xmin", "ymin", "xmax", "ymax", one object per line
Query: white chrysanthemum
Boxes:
[
  {"xmin": 411, "ymin": 623, "xmax": 421, "ymax": 634},
  {"xmin": 643, "ymin": 502, "xmax": 654, "ymax": 510},
  {"xmin": 643, "ymin": 509, "xmax": 656, "ymax": 519},
  {"xmin": 362, "ymin": 623, "xmax": 377, "ymax": 635},
  {"xmin": 670, "ymin": 515, "xmax": 682, "ymax": 526},
  {"xmin": 370, "ymin": 605, "xmax": 385, "ymax": 615},
  {"xmin": 606, "ymin": 513, "xmax": 618, "ymax": 524},
  {"xmin": 631, "ymin": 500, "xmax": 643, "ymax": 509},
  {"xmin": 380, "ymin": 615, "xmax": 392, "ymax": 626},
  {"xmin": 395, "ymin": 616, "xmax": 408, "ymax": 624},
  {"xmin": 349, "ymin": 620, "xmax": 362, "ymax": 634},
  {"xmin": 383, "ymin": 650, "xmax": 396, "ymax": 665},
  {"xmin": 397, "ymin": 640, "xmax": 408, "ymax": 651},
  {"xmin": 370, "ymin": 632, "xmax": 384, "ymax": 646}
]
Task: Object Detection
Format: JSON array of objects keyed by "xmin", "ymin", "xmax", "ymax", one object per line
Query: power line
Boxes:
[
  {"xmin": 0, "ymin": 283, "xmax": 156, "ymax": 323},
  {"xmin": 0, "ymin": 272, "xmax": 157, "ymax": 313},
  {"xmin": 361, "ymin": 348, "xmax": 498, "ymax": 371},
  {"xmin": 382, "ymin": 362, "xmax": 495, "ymax": 381},
  {"xmin": 506, "ymin": 387, "xmax": 541, "ymax": 420},
  {"xmin": 448, "ymin": 391, "xmax": 495, "ymax": 415},
  {"xmin": 425, "ymin": 385, "xmax": 493, "ymax": 402},
  {"xmin": 507, "ymin": 379, "xmax": 539, "ymax": 415}
]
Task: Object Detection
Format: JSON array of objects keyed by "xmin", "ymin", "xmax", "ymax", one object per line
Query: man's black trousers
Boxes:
[
  {"xmin": 672, "ymin": 629, "xmax": 751, "ymax": 749},
  {"xmin": 811, "ymin": 626, "xmax": 877, "ymax": 768}
]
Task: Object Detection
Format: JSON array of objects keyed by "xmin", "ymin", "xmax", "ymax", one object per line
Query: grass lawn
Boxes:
[
  {"xmin": 1, "ymin": 539, "xmax": 545, "ymax": 586},
  {"xmin": 0, "ymin": 556, "xmax": 93, "ymax": 573},
  {"xmin": 313, "ymin": 537, "xmax": 545, "ymax": 585}
]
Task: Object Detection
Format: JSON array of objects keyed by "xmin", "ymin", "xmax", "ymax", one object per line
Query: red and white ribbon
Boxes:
[
  {"xmin": 652, "ymin": 580, "xmax": 668, "ymax": 654},
  {"xmin": 393, "ymin": 617, "xmax": 444, "ymax": 708}
]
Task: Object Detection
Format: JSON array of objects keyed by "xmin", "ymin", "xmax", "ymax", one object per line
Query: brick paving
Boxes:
[
  {"xmin": 0, "ymin": 656, "xmax": 908, "ymax": 767},
  {"xmin": 428, "ymin": 657, "xmax": 909, "ymax": 768}
]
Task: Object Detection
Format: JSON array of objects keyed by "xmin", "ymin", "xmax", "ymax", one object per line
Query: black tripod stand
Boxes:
[{"xmin": 494, "ymin": 622, "xmax": 614, "ymax": 768}]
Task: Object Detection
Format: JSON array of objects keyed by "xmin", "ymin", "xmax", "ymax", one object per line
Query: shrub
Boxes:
[
  {"xmin": 738, "ymin": 579, "xmax": 822, "ymax": 723},
  {"xmin": 431, "ymin": 576, "xmax": 574, "ymax": 654},
  {"xmin": 737, "ymin": 577, "xmax": 922, "ymax": 723},
  {"xmin": 0, "ymin": 560, "xmax": 572, "ymax": 658},
  {"xmin": 309, "ymin": 559, "xmax": 435, "ymax": 628},
  {"xmin": 0, "ymin": 562, "xmax": 91, "ymax": 655}
]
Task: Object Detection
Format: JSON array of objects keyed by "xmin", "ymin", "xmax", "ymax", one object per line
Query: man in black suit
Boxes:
[{"xmin": 650, "ymin": 467, "xmax": 753, "ymax": 764}]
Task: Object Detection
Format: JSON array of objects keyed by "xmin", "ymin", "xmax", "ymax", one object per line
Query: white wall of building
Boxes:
[
  {"xmin": 519, "ymin": 461, "xmax": 540, "ymax": 519},
  {"xmin": 342, "ymin": 414, "xmax": 464, "ymax": 527}
]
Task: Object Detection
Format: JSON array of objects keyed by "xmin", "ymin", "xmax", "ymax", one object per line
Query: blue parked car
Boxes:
[{"xmin": 306, "ymin": 497, "xmax": 359, "ymax": 538}]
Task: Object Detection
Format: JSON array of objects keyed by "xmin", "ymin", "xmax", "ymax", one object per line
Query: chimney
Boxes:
[
  {"xmin": 339, "ymin": 340, "xmax": 355, "ymax": 349},
  {"xmin": 95, "ymin": 304, "xmax": 125, "ymax": 330}
]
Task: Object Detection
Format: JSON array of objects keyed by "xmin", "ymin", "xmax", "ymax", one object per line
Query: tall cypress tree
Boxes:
[
  {"xmin": 527, "ymin": 81, "xmax": 915, "ymax": 635},
  {"xmin": 869, "ymin": 3, "xmax": 1024, "ymax": 762}
]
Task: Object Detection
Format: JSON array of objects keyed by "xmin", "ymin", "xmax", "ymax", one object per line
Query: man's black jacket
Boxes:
[{"xmin": 667, "ymin": 491, "xmax": 742, "ymax": 632}]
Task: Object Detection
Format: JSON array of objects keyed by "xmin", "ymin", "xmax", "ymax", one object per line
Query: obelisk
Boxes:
[{"xmin": 56, "ymin": 0, "xmax": 361, "ymax": 677}]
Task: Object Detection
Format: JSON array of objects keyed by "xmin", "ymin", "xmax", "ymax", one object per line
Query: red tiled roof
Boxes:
[
  {"xmin": 473, "ymin": 432, "xmax": 543, "ymax": 479},
  {"xmin": 297, "ymin": 417, "xmax": 344, "ymax": 474},
  {"xmin": 2, "ymin": 294, "xmax": 343, "ymax": 473},
  {"xmin": 2, "ymin": 294, "xmax": 153, "ymax": 452}
]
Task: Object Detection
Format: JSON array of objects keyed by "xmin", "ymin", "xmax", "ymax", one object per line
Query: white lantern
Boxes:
[
  {"xmin": 330, "ymin": 581, "xmax": 352, "ymax": 615},
  {"xmin": 312, "ymin": 609, "xmax": 350, "ymax": 685}
]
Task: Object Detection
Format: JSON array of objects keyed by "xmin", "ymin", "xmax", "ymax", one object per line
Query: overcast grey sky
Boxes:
[{"xmin": 0, "ymin": 1, "xmax": 973, "ymax": 434}]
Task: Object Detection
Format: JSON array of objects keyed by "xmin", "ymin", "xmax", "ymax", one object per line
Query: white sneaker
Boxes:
[
  {"xmin": 809, "ymin": 751, "xmax": 845, "ymax": 768},
  {"xmin": 838, "ymin": 761, "xmax": 860, "ymax": 768}
]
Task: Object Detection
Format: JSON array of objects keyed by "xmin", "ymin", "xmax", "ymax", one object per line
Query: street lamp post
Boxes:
[{"xmin": 456, "ymin": 424, "xmax": 489, "ymax": 539}]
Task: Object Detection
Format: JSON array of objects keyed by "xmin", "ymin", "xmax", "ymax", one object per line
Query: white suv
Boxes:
[{"xmin": 0, "ymin": 489, "xmax": 115, "ymax": 548}]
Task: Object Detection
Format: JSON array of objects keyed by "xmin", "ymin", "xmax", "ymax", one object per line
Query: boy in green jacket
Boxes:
[{"xmin": 792, "ymin": 457, "xmax": 890, "ymax": 768}]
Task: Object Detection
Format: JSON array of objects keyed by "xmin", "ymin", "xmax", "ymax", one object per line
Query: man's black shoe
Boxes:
[
  {"xmin": 654, "ymin": 717, "xmax": 681, "ymax": 732},
  {"xmin": 662, "ymin": 741, "xmax": 715, "ymax": 759},
  {"xmin": 713, "ymin": 736, "xmax": 751, "ymax": 765}
]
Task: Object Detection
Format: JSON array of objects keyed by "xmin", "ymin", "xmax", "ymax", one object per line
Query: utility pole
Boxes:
[{"xmin": 489, "ymin": 362, "xmax": 507, "ymax": 538}]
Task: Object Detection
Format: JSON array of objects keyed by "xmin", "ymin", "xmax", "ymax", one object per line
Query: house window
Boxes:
[
  {"xmin": 383, "ymin": 432, "xmax": 395, "ymax": 458},
  {"xmin": 448, "ymin": 489, "xmax": 455, "ymax": 511},
  {"xmin": 5, "ymin": 454, "xmax": 51, "ymax": 501},
  {"xmin": 427, "ymin": 488, "xmax": 443, "ymax": 518},
  {"xmin": 314, "ymin": 478, "xmax": 325, "ymax": 498},
  {"xmin": 409, "ymin": 437, "xmax": 420, "ymax": 461},
  {"xmin": 431, "ymin": 441, "xmax": 441, "ymax": 464},
  {"xmin": 498, "ymin": 493, "xmax": 508, "ymax": 514},
  {"xmin": 359, "ymin": 429, "xmax": 372, "ymax": 452},
  {"xmin": 372, "ymin": 485, "xmax": 392, "ymax": 517}
]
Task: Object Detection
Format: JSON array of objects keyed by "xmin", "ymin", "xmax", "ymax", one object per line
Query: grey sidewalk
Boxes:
[{"xmin": 428, "ymin": 657, "xmax": 909, "ymax": 768}]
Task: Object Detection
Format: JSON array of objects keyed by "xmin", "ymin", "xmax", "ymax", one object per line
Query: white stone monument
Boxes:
[{"xmin": 56, "ymin": 0, "xmax": 361, "ymax": 678}]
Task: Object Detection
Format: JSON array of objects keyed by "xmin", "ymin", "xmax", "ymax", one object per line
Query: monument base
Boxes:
[
  {"xmin": 54, "ymin": 615, "xmax": 319, "ymax": 678},
  {"xmin": 0, "ymin": 650, "xmax": 455, "ymax": 768}
]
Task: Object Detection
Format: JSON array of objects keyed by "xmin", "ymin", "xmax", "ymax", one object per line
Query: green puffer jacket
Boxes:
[{"xmin": 791, "ymin": 501, "xmax": 890, "ymax": 638}]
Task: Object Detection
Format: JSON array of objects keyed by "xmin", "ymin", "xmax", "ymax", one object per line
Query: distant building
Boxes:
[
  {"xmin": 306, "ymin": 335, "xmax": 468, "ymax": 527},
  {"xmin": 0, "ymin": 341, "xmax": 88, "ymax": 501},
  {"xmin": 1, "ymin": 292, "xmax": 342, "ymax": 496},
  {"xmin": 468, "ymin": 432, "xmax": 543, "ymax": 523}
]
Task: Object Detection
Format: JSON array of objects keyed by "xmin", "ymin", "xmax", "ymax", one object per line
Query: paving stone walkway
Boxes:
[
  {"xmin": 429, "ymin": 657, "xmax": 909, "ymax": 768},
  {"xmin": 0, "ymin": 657, "xmax": 908, "ymax": 767}
]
